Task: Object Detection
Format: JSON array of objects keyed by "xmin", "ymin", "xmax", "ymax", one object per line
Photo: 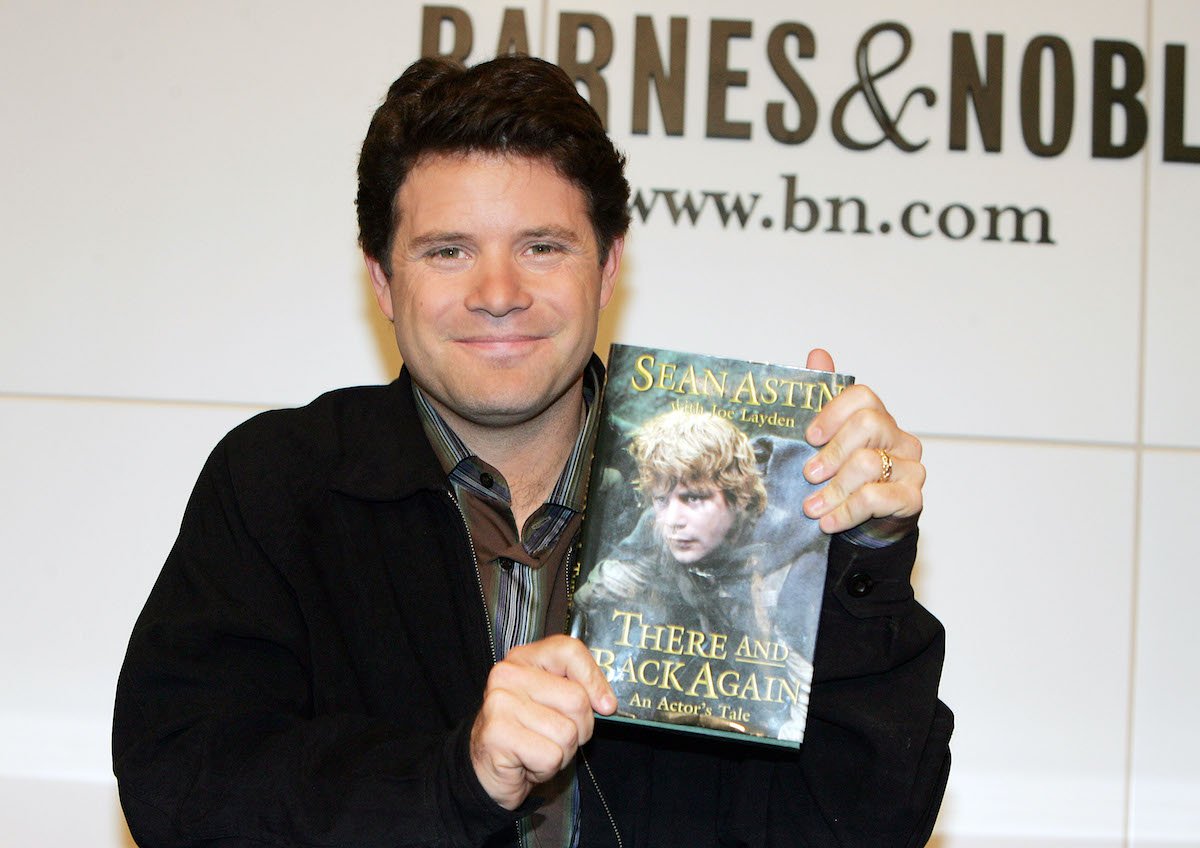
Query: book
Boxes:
[{"xmin": 571, "ymin": 343, "xmax": 854, "ymax": 747}]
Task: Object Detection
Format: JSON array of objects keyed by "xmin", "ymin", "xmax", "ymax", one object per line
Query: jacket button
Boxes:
[
  {"xmin": 479, "ymin": 472, "xmax": 495, "ymax": 489},
  {"xmin": 847, "ymin": 572, "xmax": 874, "ymax": 598}
]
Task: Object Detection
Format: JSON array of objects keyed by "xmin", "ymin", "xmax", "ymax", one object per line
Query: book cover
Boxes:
[{"xmin": 571, "ymin": 343, "xmax": 854, "ymax": 747}]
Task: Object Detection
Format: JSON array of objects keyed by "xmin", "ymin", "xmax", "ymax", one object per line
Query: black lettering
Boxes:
[
  {"xmin": 557, "ymin": 13, "xmax": 614, "ymax": 129},
  {"xmin": 765, "ymin": 23, "xmax": 818, "ymax": 145},
  {"xmin": 781, "ymin": 175, "xmax": 818, "ymax": 233},
  {"xmin": 628, "ymin": 189, "xmax": 659, "ymax": 223},
  {"xmin": 1164, "ymin": 44, "xmax": 1200, "ymax": 164},
  {"xmin": 1092, "ymin": 40, "xmax": 1147, "ymax": 159},
  {"xmin": 420, "ymin": 5, "xmax": 471, "ymax": 61},
  {"xmin": 632, "ymin": 16, "xmax": 688, "ymax": 136},
  {"xmin": 658, "ymin": 189, "xmax": 706, "ymax": 225},
  {"xmin": 495, "ymin": 7, "xmax": 530, "ymax": 56},
  {"xmin": 825, "ymin": 197, "xmax": 870, "ymax": 234},
  {"xmin": 938, "ymin": 203, "xmax": 976, "ymax": 240},
  {"xmin": 983, "ymin": 206, "xmax": 1055, "ymax": 244},
  {"xmin": 705, "ymin": 191, "xmax": 760, "ymax": 227},
  {"xmin": 707, "ymin": 19, "xmax": 753, "ymax": 139},
  {"xmin": 1020, "ymin": 36, "xmax": 1075, "ymax": 157},
  {"xmin": 949, "ymin": 32, "xmax": 1004, "ymax": 152},
  {"xmin": 901, "ymin": 202, "xmax": 933, "ymax": 238}
]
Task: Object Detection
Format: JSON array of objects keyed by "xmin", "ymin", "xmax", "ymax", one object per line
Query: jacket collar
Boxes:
[
  {"xmin": 328, "ymin": 356, "xmax": 607, "ymax": 503},
  {"xmin": 328, "ymin": 367, "xmax": 449, "ymax": 501}
]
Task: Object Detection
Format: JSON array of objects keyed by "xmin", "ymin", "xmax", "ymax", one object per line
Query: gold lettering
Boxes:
[
  {"xmin": 717, "ymin": 669, "xmax": 741, "ymax": 697},
  {"xmin": 656, "ymin": 362, "xmax": 677, "ymax": 390},
  {"xmin": 674, "ymin": 364, "xmax": 697, "ymax": 395},
  {"xmin": 685, "ymin": 661, "xmax": 718, "ymax": 699},
  {"xmin": 730, "ymin": 371, "xmax": 760, "ymax": 405},
  {"xmin": 637, "ymin": 659, "xmax": 661, "ymax": 686},
  {"xmin": 639, "ymin": 623, "xmax": 668, "ymax": 652},
  {"xmin": 801, "ymin": 382, "xmax": 817, "ymax": 410},
  {"xmin": 779, "ymin": 379, "xmax": 801, "ymax": 407},
  {"xmin": 702, "ymin": 369, "xmax": 728, "ymax": 397},
  {"xmin": 711, "ymin": 633, "xmax": 728, "ymax": 658},
  {"xmin": 611, "ymin": 610, "xmax": 641, "ymax": 647},
  {"xmin": 765, "ymin": 675, "xmax": 803, "ymax": 704},
  {"xmin": 815, "ymin": 381, "xmax": 833, "ymax": 411},
  {"xmin": 662, "ymin": 660, "xmax": 685, "ymax": 690},
  {"xmin": 631, "ymin": 354, "xmax": 654, "ymax": 392},
  {"xmin": 738, "ymin": 672, "xmax": 761, "ymax": 701}
]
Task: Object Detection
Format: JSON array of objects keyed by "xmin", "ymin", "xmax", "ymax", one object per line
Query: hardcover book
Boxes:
[{"xmin": 571, "ymin": 343, "xmax": 854, "ymax": 747}]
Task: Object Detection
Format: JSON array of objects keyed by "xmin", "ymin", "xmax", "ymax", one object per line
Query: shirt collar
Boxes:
[{"xmin": 412, "ymin": 355, "xmax": 604, "ymax": 513}]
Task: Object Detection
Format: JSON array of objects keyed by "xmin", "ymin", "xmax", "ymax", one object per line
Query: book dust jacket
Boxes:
[{"xmin": 572, "ymin": 344, "xmax": 853, "ymax": 747}]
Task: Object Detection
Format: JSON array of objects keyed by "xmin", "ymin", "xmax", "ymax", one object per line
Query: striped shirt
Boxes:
[{"xmin": 413, "ymin": 360, "xmax": 603, "ymax": 848}]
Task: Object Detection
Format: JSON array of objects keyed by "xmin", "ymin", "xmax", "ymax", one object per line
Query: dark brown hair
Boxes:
[{"xmin": 357, "ymin": 55, "xmax": 631, "ymax": 274}]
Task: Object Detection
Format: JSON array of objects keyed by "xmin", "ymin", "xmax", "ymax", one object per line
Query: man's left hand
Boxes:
[{"xmin": 801, "ymin": 348, "xmax": 924, "ymax": 535}]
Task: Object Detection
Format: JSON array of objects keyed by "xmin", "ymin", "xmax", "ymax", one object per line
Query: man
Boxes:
[{"xmin": 114, "ymin": 55, "xmax": 950, "ymax": 847}]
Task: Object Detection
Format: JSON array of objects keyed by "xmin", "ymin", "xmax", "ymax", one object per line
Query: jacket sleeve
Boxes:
[
  {"xmin": 112, "ymin": 437, "xmax": 517, "ymax": 848},
  {"xmin": 788, "ymin": 530, "xmax": 952, "ymax": 847}
]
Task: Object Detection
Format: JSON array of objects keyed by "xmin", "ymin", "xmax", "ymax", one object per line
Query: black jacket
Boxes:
[{"xmin": 113, "ymin": 369, "xmax": 952, "ymax": 847}]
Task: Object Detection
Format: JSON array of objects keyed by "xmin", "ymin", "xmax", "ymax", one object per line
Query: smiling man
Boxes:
[{"xmin": 114, "ymin": 56, "xmax": 951, "ymax": 848}]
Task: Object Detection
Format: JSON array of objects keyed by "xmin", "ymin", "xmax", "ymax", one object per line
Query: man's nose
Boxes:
[{"xmin": 464, "ymin": 255, "xmax": 533, "ymax": 317}]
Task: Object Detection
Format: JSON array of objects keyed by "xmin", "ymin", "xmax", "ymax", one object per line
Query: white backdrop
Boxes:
[{"xmin": 2, "ymin": 2, "xmax": 1197, "ymax": 846}]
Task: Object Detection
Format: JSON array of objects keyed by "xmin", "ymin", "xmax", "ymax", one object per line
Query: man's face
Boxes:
[
  {"xmin": 367, "ymin": 152, "xmax": 621, "ymax": 430},
  {"xmin": 651, "ymin": 482, "xmax": 737, "ymax": 564}
]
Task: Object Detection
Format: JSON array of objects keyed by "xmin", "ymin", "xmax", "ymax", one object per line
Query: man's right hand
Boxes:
[{"xmin": 469, "ymin": 635, "xmax": 617, "ymax": 810}]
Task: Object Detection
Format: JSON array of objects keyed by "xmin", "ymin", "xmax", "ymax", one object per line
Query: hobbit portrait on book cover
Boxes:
[{"xmin": 572, "ymin": 345, "xmax": 852, "ymax": 745}]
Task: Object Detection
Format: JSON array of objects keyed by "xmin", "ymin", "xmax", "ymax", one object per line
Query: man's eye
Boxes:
[
  {"xmin": 528, "ymin": 243, "xmax": 558, "ymax": 255},
  {"xmin": 433, "ymin": 247, "xmax": 462, "ymax": 259}
]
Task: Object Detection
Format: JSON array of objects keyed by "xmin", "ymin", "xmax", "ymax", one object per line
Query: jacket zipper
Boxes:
[
  {"xmin": 564, "ymin": 540, "xmax": 578, "ymax": 635},
  {"xmin": 567, "ymin": 537, "xmax": 623, "ymax": 848},
  {"xmin": 445, "ymin": 488, "xmax": 497, "ymax": 666},
  {"xmin": 450, "ymin": 492, "xmax": 619, "ymax": 848},
  {"xmin": 580, "ymin": 749, "xmax": 623, "ymax": 848}
]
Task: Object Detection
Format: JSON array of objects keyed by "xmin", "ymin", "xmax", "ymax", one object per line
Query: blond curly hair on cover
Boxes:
[{"xmin": 629, "ymin": 409, "xmax": 767, "ymax": 518}]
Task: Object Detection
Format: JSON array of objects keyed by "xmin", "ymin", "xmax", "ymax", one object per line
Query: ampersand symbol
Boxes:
[{"xmin": 832, "ymin": 22, "xmax": 936, "ymax": 152}]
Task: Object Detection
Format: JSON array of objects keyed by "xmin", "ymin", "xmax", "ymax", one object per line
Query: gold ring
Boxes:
[{"xmin": 876, "ymin": 448, "xmax": 893, "ymax": 483}]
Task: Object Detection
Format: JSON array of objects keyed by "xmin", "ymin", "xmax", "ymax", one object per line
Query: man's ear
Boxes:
[
  {"xmin": 365, "ymin": 256, "xmax": 395, "ymax": 322},
  {"xmin": 599, "ymin": 235, "xmax": 624, "ymax": 310}
]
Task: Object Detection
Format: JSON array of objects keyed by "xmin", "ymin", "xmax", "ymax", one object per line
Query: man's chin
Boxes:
[
  {"xmin": 435, "ymin": 387, "xmax": 571, "ymax": 430},
  {"xmin": 407, "ymin": 361, "xmax": 588, "ymax": 431}
]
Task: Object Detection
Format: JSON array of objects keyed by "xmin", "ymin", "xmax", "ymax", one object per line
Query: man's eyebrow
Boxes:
[
  {"xmin": 405, "ymin": 231, "xmax": 471, "ymax": 253},
  {"xmin": 522, "ymin": 226, "xmax": 585, "ymax": 244}
]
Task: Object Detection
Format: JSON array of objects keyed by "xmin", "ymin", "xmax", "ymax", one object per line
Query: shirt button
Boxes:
[
  {"xmin": 847, "ymin": 572, "xmax": 874, "ymax": 598},
  {"xmin": 500, "ymin": 559, "xmax": 514, "ymax": 572},
  {"xmin": 479, "ymin": 472, "xmax": 495, "ymax": 489}
]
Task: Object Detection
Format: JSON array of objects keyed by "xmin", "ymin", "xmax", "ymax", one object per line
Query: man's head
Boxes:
[
  {"xmin": 630, "ymin": 411, "xmax": 768, "ymax": 564},
  {"xmin": 358, "ymin": 55, "xmax": 630, "ymax": 276},
  {"xmin": 358, "ymin": 55, "xmax": 631, "ymax": 432}
]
